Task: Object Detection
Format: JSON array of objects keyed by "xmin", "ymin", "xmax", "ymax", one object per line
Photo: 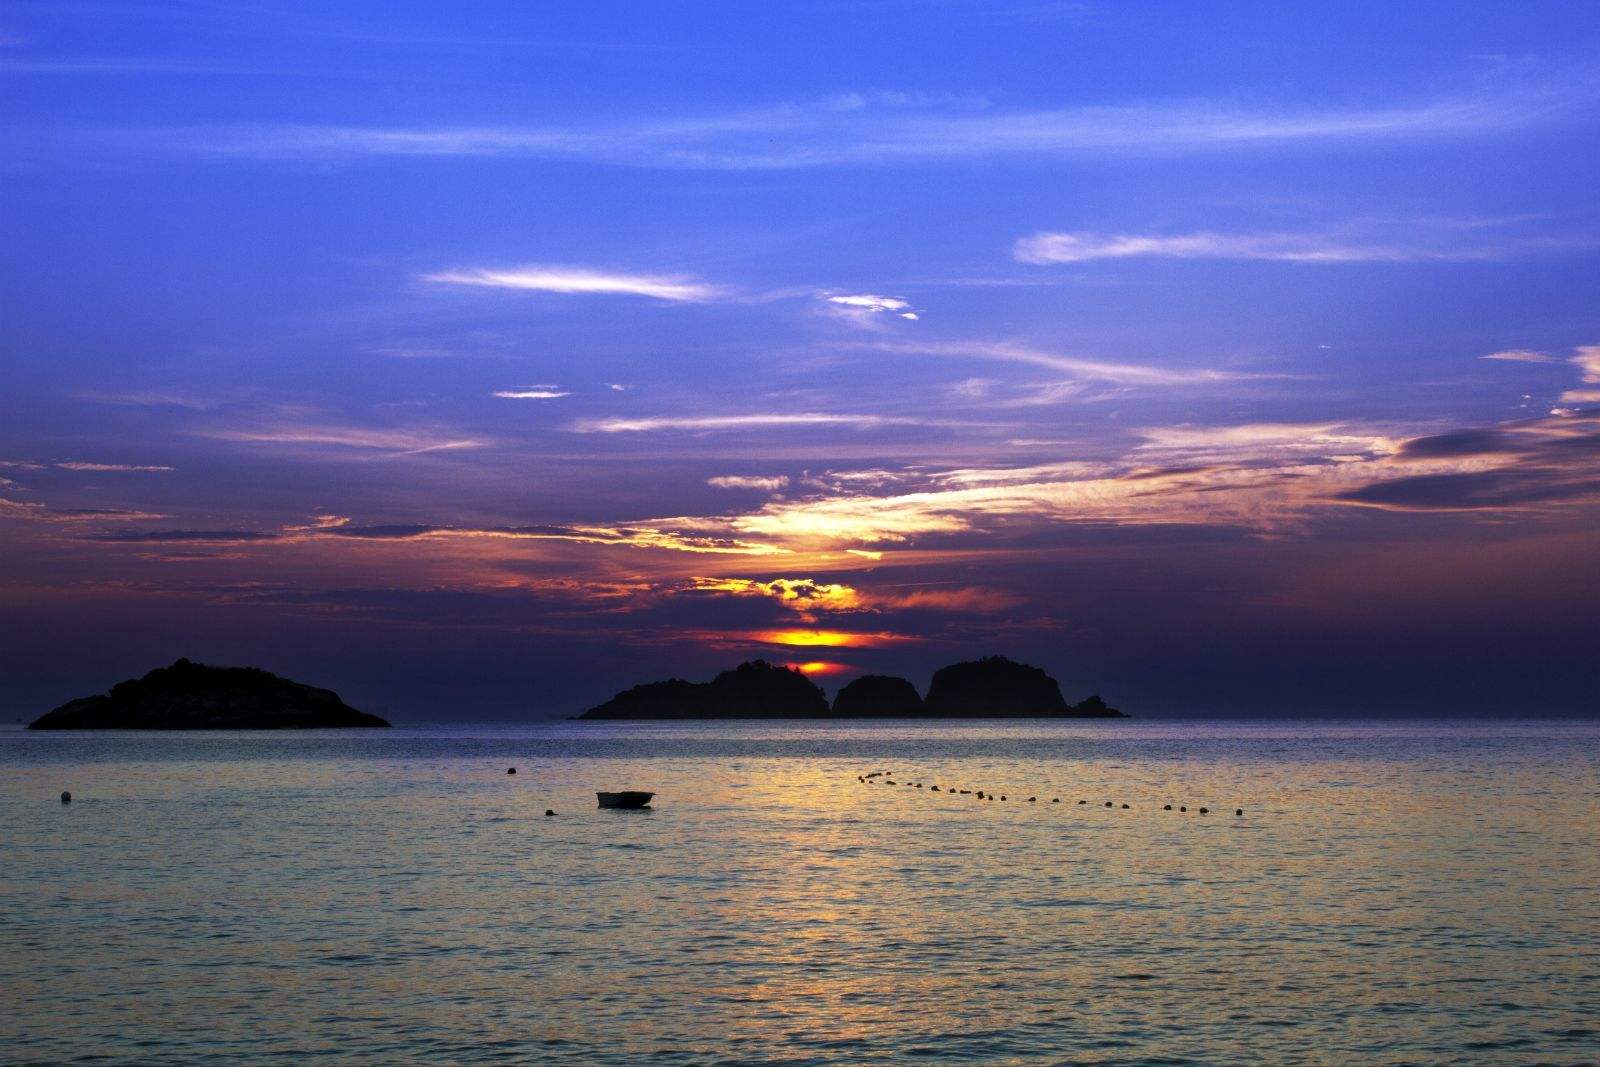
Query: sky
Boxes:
[{"xmin": 2, "ymin": 1, "xmax": 1598, "ymax": 719}]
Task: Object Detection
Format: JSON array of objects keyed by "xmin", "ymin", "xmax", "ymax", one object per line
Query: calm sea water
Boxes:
[{"xmin": 2, "ymin": 719, "xmax": 1597, "ymax": 1065}]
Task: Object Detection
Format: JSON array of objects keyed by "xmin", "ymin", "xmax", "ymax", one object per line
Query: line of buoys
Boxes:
[{"xmin": 856, "ymin": 771, "xmax": 1243, "ymax": 818}]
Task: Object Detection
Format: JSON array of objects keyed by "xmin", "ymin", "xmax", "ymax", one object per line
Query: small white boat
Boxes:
[{"xmin": 596, "ymin": 790, "xmax": 654, "ymax": 809}]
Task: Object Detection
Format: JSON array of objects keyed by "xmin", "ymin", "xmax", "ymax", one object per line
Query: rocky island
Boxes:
[
  {"xmin": 578, "ymin": 655, "xmax": 1124, "ymax": 719},
  {"xmin": 28, "ymin": 658, "xmax": 390, "ymax": 730},
  {"xmin": 580, "ymin": 660, "xmax": 828, "ymax": 719}
]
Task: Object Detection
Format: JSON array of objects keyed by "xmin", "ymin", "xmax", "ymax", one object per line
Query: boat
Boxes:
[{"xmin": 596, "ymin": 790, "xmax": 654, "ymax": 809}]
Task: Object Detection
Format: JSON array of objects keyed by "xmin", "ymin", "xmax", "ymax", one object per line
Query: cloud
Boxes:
[
  {"xmin": 746, "ymin": 628, "xmax": 911, "ymax": 648},
  {"xmin": 689, "ymin": 577, "xmax": 862, "ymax": 613},
  {"xmin": 82, "ymin": 519, "xmax": 788, "ymax": 557},
  {"xmin": 1134, "ymin": 422, "xmax": 1400, "ymax": 462},
  {"xmin": 493, "ymin": 386, "xmax": 571, "ymax": 399},
  {"xmin": 88, "ymin": 529, "xmax": 283, "ymax": 543},
  {"xmin": 823, "ymin": 292, "xmax": 921, "ymax": 326},
  {"xmin": 53, "ymin": 461, "xmax": 175, "ymax": 472},
  {"xmin": 1337, "ymin": 409, "xmax": 1600, "ymax": 511},
  {"xmin": 1481, "ymin": 348, "xmax": 1559, "ymax": 364},
  {"xmin": 707, "ymin": 475, "xmax": 790, "ymax": 491},
  {"xmin": 572, "ymin": 413, "xmax": 926, "ymax": 433},
  {"xmin": 200, "ymin": 424, "xmax": 488, "ymax": 455},
  {"xmin": 424, "ymin": 265, "xmax": 722, "ymax": 302},
  {"xmin": 1560, "ymin": 344, "xmax": 1600, "ymax": 403},
  {"xmin": 1014, "ymin": 230, "xmax": 1501, "ymax": 265},
  {"xmin": 142, "ymin": 65, "xmax": 1600, "ymax": 169},
  {"xmin": 862, "ymin": 339, "xmax": 1248, "ymax": 387}
]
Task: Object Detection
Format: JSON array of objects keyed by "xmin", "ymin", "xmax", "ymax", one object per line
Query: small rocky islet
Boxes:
[
  {"xmin": 578, "ymin": 655, "xmax": 1124, "ymax": 719},
  {"xmin": 28, "ymin": 658, "xmax": 389, "ymax": 730}
]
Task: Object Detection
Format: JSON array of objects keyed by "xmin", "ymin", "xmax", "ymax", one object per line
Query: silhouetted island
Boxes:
[
  {"xmin": 580, "ymin": 660, "xmax": 828, "ymax": 719},
  {"xmin": 832, "ymin": 674, "xmax": 925, "ymax": 716},
  {"xmin": 924, "ymin": 656, "xmax": 1121, "ymax": 717},
  {"xmin": 28, "ymin": 658, "xmax": 390, "ymax": 730},
  {"xmin": 578, "ymin": 655, "xmax": 1124, "ymax": 719}
]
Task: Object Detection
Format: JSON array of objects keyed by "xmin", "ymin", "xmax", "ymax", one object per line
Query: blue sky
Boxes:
[{"xmin": 2, "ymin": 2, "xmax": 1598, "ymax": 717}]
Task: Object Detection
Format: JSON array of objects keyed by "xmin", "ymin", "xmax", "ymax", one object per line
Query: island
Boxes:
[
  {"xmin": 831, "ymin": 674, "xmax": 925, "ymax": 716},
  {"xmin": 923, "ymin": 655, "xmax": 1121, "ymax": 717},
  {"xmin": 28, "ymin": 658, "xmax": 390, "ymax": 730},
  {"xmin": 577, "ymin": 655, "xmax": 1124, "ymax": 719},
  {"xmin": 579, "ymin": 660, "xmax": 828, "ymax": 719}
]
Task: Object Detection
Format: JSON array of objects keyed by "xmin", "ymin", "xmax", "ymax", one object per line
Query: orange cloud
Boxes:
[{"xmin": 751, "ymin": 628, "xmax": 909, "ymax": 647}]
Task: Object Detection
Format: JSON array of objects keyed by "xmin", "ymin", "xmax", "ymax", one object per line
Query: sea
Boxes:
[{"xmin": 2, "ymin": 719, "xmax": 1597, "ymax": 1065}]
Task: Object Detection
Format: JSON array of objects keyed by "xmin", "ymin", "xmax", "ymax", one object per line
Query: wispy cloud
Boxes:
[
  {"xmin": 573, "ymin": 413, "xmax": 926, "ymax": 433},
  {"xmin": 823, "ymin": 292, "xmax": 921, "ymax": 326},
  {"xmin": 707, "ymin": 474, "xmax": 791, "ymax": 491},
  {"xmin": 1015, "ymin": 230, "xmax": 1503, "ymax": 265},
  {"xmin": 1481, "ymin": 348, "xmax": 1560, "ymax": 364},
  {"xmin": 136, "ymin": 65, "xmax": 1600, "ymax": 169},
  {"xmin": 424, "ymin": 265, "xmax": 723, "ymax": 302},
  {"xmin": 493, "ymin": 385, "xmax": 571, "ymax": 399},
  {"xmin": 200, "ymin": 424, "xmax": 487, "ymax": 455},
  {"xmin": 1560, "ymin": 343, "xmax": 1600, "ymax": 404},
  {"xmin": 860, "ymin": 339, "xmax": 1248, "ymax": 386},
  {"xmin": 53, "ymin": 461, "xmax": 176, "ymax": 472}
]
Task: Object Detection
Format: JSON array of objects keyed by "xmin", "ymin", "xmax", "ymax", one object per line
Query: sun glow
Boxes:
[
  {"xmin": 788, "ymin": 660, "xmax": 847, "ymax": 675},
  {"xmin": 753, "ymin": 629, "xmax": 900, "ymax": 647}
]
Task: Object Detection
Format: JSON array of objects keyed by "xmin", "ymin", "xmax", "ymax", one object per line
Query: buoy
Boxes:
[
  {"xmin": 1199, "ymin": 807, "xmax": 1209, "ymax": 814},
  {"xmin": 976, "ymin": 791, "xmax": 985, "ymax": 798},
  {"xmin": 1163, "ymin": 805, "xmax": 1172, "ymax": 810},
  {"xmin": 1179, "ymin": 806, "xmax": 1187, "ymax": 812},
  {"xmin": 1121, "ymin": 803, "xmax": 1129, "ymax": 809},
  {"xmin": 1077, "ymin": 800, "xmax": 1086, "ymax": 805},
  {"xmin": 1236, "ymin": 808, "xmax": 1243, "ymax": 816},
  {"xmin": 507, "ymin": 767, "xmax": 517, "ymax": 775},
  {"xmin": 544, "ymin": 809, "xmax": 556, "ymax": 817},
  {"xmin": 1105, "ymin": 801, "xmax": 1113, "ymax": 808},
  {"xmin": 931, "ymin": 785, "xmax": 940, "ymax": 791},
  {"xmin": 1052, "ymin": 798, "xmax": 1060, "ymax": 803},
  {"xmin": 960, "ymin": 790, "xmax": 970, "ymax": 795},
  {"xmin": 1000, "ymin": 795, "xmax": 1007, "ymax": 801},
  {"xmin": 60, "ymin": 791, "xmax": 72, "ymax": 804},
  {"xmin": 1028, "ymin": 796, "xmax": 1036, "ymax": 802}
]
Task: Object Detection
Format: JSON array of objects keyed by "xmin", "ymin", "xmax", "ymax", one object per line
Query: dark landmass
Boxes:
[
  {"xmin": 28, "ymin": 658, "xmax": 390, "ymax": 730},
  {"xmin": 832, "ymin": 674, "xmax": 925, "ymax": 716},
  {"xmin": 579, "ymin": 655, "xmax": 1125, "ymax": 719},
  {"xmin": 924, "ymin": 655, "xmax": 1122, "ymax": 717},
  {"xmin": 580, "ymin": 660, "xmax": 828, "ymax": 719}
]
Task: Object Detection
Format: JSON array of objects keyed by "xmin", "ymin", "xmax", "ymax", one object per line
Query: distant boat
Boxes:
[{"xmin": 596, "ymin": 790, "xmax": 654, "ymax": 809}]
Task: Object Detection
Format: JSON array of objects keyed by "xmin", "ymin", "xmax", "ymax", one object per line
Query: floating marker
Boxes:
[
  {"xmin": 507, "ymin": 767, "xmax": 517, "ymax": 775},
  {"xmin": 1199, "ymin": 807, "xmax": 1209, "ymax": 814},
  {"xmin": 1236, "ymin": 809, "xmax": 1243, "ymax": 816},
  {"xmin": 60, "ymin": 791, "xmax": 72, "ymax": 804},
  {"xmin": 544, "ymin": 809, "xmax": 556, "ymax": 817},
  {"xmin": 1105, "ymin": 801, "xmax": 1113, "ymax": 808},
  {"xmin": 1163, "ymin": 805, "xmax": 1172, "ymax": 811}
]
